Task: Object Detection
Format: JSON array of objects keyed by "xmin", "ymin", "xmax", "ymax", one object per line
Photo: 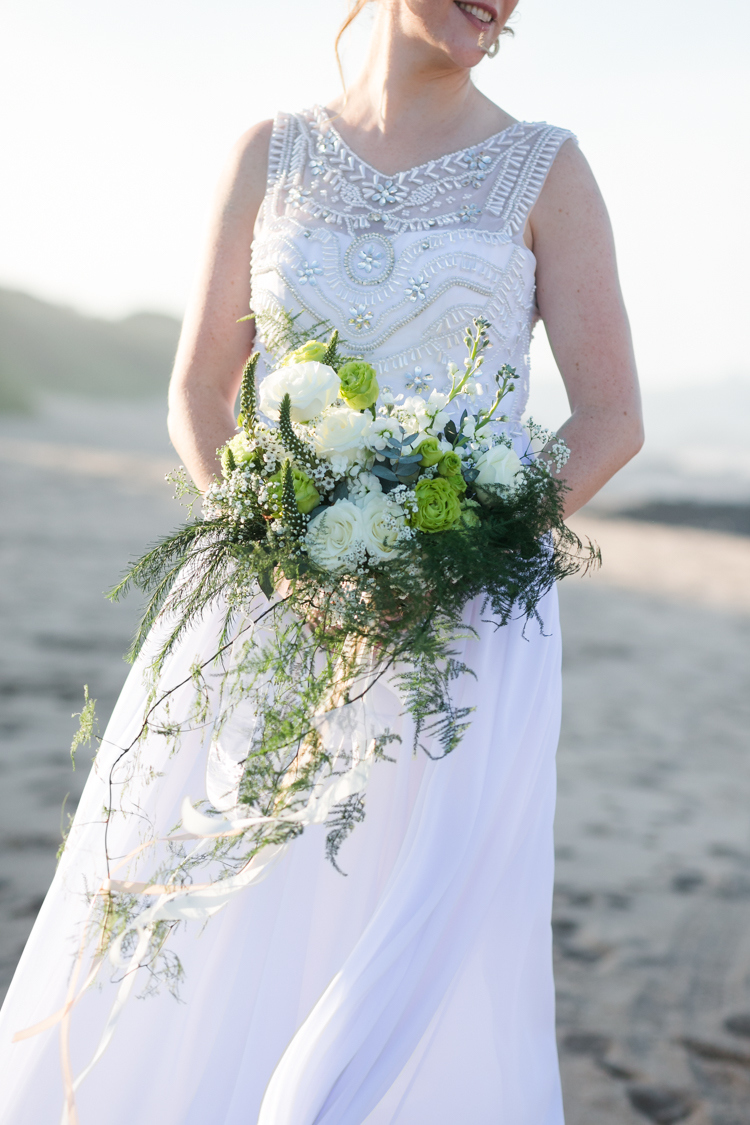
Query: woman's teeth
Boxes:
[{"xmin": 456, "ymin": 2, "xmax": 494, "ymax": 23}]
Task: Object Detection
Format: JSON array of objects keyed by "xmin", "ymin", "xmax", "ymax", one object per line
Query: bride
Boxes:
[{"xmin": 0, "ymin": 1, "xmax": 642, "ymax": 1122}]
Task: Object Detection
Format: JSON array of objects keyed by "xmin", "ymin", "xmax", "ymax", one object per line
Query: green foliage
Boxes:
[
  {"xmin": 324, "ymin": 794, "xmax": 366, "ymax": 873},
  {"xmin": 70, "ymin": 685, "xmax": 97, "ymax": 769},
  {"xmin": 107, "ymin": 519, "xmax": 254, "ymax": 665},
  {"xmin": 321, "ymin": 329, "xmax": 340, "ymax": 369},
  {"xmin": 252, "ymin": 306, "xmax": 331, "ymax": 363},
  {"xmin": 280, "ymin": 459, "xmax": 307, "ymax": 538},
  {"xmin": 221, "ymin": 444, "xmax": 237, "ymax": 476},
  {"xmin": 237, "ymin": 352, "xmax": 259, "ymax": 433},
  {"xmin": 278, "ymin": 392, "xmax": 320, "ymax": 474}
]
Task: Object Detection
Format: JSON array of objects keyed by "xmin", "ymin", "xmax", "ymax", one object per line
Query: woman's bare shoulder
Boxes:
[
  {"xmin": 530, "ymin": 139, "xmax": 610, "ymax": 246},
  {"xmin": 217, "ymin": 119, "xmax": 275, "ymax": 214}
]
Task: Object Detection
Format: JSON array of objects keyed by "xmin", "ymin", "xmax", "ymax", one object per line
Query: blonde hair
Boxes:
[
  {"xmin": 335, "ymin": 0, "xmax": 371, "ymax": 92},
  {"xmin": 335, "ymin": 0, "xmax": 515, "ymax": 83}
]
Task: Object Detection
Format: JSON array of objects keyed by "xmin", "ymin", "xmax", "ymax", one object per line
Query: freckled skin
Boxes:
[{"xmin": 168, "ymin": 0, "xmax": 643, "ymax": 516}]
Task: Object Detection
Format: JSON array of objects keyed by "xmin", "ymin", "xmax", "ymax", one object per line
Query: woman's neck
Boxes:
[{"xmin": 328, "ymin": 7, "xmax": 513, "ymax": 176}]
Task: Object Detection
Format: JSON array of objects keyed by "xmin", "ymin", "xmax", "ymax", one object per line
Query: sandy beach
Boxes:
[{"xmin": 1, "ymin": 404, "xmax": 749, "ymax": 1124}]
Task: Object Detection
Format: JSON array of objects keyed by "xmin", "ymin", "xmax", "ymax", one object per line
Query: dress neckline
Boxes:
[{"xmin": 314, "ymin": 105, "xmax": 527, "ymax": 181}]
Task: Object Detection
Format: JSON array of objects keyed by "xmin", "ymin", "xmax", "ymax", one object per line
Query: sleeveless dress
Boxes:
[{"xmin": 0, "ymin": 107, "xmax": 574, "ymax": 1125}]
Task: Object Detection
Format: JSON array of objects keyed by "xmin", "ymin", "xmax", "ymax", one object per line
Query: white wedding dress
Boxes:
[{"xmin": 0, "ymin": 107, "xmax": 574, "ymax": 1125}]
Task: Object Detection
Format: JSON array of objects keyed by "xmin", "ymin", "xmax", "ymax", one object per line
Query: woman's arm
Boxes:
[
  {"xmin": 529, "ymin": 141, "xmax": 644, "ymax": 518},
  {"xmin": 167, "ymin": 120, "xmax": 273, "ymax": 491}
]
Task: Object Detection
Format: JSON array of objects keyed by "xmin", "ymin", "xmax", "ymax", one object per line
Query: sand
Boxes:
[{"xmin": 1, "ymin": 413, "xmax": 749, "ymax": 1124}]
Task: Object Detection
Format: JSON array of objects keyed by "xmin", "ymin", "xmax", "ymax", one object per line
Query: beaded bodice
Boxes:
[{"xmin": 251, "ymin": 106, "xmax": 574, "ymax": 428}]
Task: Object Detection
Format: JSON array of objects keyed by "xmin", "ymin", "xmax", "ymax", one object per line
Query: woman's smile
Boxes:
[{"xmin": 454, "ymin": 1, "xmax": 497, "ymax": 31}]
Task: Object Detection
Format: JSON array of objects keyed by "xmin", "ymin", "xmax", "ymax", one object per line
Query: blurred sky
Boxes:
[{"xmin": 1, "ymin": 0, "xmax": 748, "ymax": 391}]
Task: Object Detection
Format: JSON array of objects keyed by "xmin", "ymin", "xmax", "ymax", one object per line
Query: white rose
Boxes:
[
  {"xmin": 306, "ymin": 500, "xmax": 363, "ymax": 572},
  {"xmin": 474, "ymin": 443, "xmax": 523, "ymax": 489},
  {"xmin": 313, "ymin": 406, "xmax": 372, "ymax": 468},
  {"xmin": 360, "ymin": 495, "xmax": 406, "ymax": 561},
  {"xmin": 258, "ymin": 361, "xmax": 340, "ymax": 423}
]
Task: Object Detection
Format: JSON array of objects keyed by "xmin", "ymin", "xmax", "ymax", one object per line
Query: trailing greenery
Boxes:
[
  {"xmin": 70, "ymin": 684, "xmax": 97, "ymax": 770},
  {"xmin": 75, "ymin": 312, "xmax": 599, "ymax": 997}
]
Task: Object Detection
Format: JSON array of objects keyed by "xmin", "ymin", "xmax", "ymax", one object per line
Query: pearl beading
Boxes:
[{"xmin": 251, "ymin": 107, "xmax": 575, "ymax": 428}]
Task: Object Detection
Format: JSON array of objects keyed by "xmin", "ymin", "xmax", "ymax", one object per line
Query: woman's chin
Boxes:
[{"xmin": 438, "ymin": 40, "xmax": 490, "ymax": 70}]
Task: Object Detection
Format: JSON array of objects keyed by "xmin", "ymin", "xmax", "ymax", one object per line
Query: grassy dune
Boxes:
[{"xmin": 0, "ymin": 287, "xmax": 181, "ymax": 410}]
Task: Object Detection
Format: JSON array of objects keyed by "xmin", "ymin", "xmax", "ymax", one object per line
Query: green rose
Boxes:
[
  {"xmin": 267, "ymin": 466, "xmax": 320, "ymax": 515},
  {"xmin": 458, "ymin": 505, "xmax": 481, "ymax": 529},
  {"xmin": 284, "ymin": 340, "xmax": 329, "ymax": 365},
  {"xmin": 338, "ymin": 361, "xmax": 379, "ymax": 411},
  {"xmin": 416, "ymin": 437, "xmax": 442, "ymax": 467},
  {"xmin": 438, "ymin": 451, "xmax": 467, "ymax": 492},
  {"xmin": 447, "ymin": 473, "xmax": 467, "ymax": 496},
  {"xmin": 410, "ymin": 477, "xmax": 462, "ymax": 533},
  {"xmin": 437, "ymin": 451, "xmax": 462, "ymax": 478},
  {"xmin": 221, "ymin": 433, "xmax": 256, "ymax": 477}
]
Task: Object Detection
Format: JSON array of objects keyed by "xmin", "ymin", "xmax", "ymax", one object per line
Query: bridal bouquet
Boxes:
[{"xmin": 71, "ymin": 315, "xmax": 597, "ymax": 1000}]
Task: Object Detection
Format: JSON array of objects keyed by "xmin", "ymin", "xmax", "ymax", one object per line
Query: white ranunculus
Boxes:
[
  {"xmin": 313, "ymin": 406, "xmax": 372, "ymax": 468},
  {"xmin": 258, "ymin": 361, "xmax": 340, "ymax": 423},
  {"xmin": 360, "ymin": 494, "xmax": 406, "ymax": 561},
  {"xmin": 306, "ymin": 500, "xmax": 363, "ymax": 572},
  {"xmin": 474, "ymin": 443, "xmax": 523, "ymax": 489}
]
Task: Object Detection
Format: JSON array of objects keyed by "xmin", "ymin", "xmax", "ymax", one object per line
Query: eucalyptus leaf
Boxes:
[{"xmin": 371, "ymin": 464, "xmax": 400, "ymax": 482}]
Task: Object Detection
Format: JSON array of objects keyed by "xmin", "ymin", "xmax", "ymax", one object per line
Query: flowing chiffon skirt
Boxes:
[{"xmin": 0, "ymin": 587, "xmax": 564, "ymax": 1125}]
